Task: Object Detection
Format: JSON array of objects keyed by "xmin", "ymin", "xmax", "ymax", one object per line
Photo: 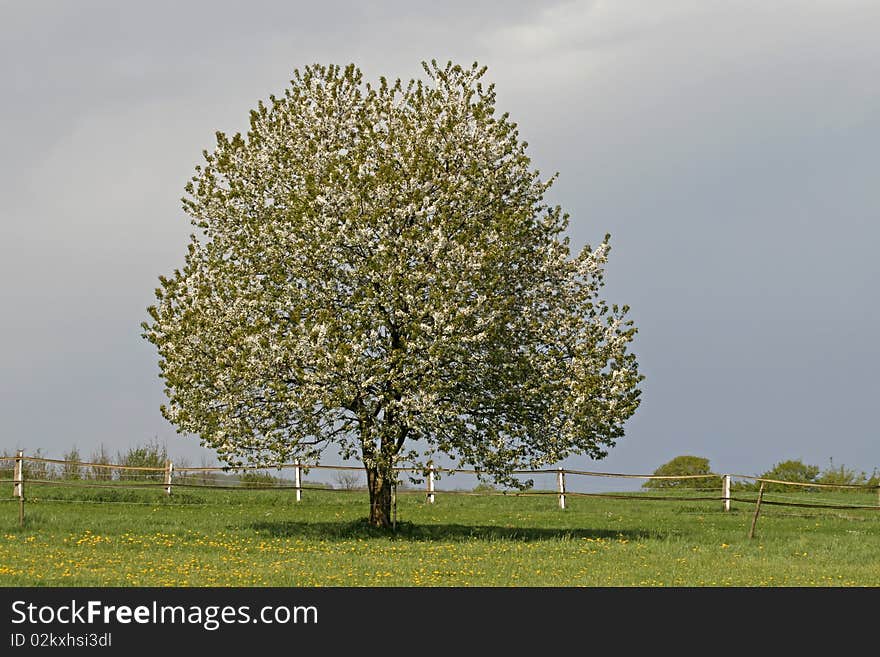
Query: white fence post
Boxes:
[
  {"xmin": 164, "ymin": 460, "xmax": 173, "ymax": 496},
  {"xmin": 557, "ymin": 467, "xmax": 566, "ymax": 510},
  {"xmin": 722, "ymin": 474, "xmax": 731, "ymax": 512},
  {"xmin": 13, "ymin": 449, "xmax": 23, "ymax": 499},
  {"xmin": 427, "ymin": 465, "xmax": 435, "ymax": 504},
  {"xmin": 294, "ymin": 460, "xmax": 302, "ymax": 502},
  {"xmin": 15, "ymin": 450, "xmax": 24, "ymax": 527}
]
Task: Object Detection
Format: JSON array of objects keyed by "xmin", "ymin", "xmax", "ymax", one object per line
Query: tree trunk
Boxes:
[{"xmin": 366, "ymin": 464, "xmax": 393, "ymax": 528}]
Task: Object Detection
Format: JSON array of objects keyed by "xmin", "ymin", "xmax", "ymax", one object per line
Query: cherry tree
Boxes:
[{"xmin": 143, "ymin": 61, "xmax": 643, "ymax": 527}]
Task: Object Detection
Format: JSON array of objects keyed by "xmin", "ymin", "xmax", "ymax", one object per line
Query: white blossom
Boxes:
[{"xmin": 143, "ymin": 61, "xmax": 643, "ymax": 525}]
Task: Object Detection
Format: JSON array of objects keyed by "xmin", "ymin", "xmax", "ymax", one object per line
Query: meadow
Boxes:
[{"xmin": 2, "ymin": 483, "xmax": 879, "ymax": 587}]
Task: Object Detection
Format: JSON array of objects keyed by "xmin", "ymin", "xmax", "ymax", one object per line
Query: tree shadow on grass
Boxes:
[{"xmin": 246, "ymin": 519, "xmax": 662, "ymax": 542}]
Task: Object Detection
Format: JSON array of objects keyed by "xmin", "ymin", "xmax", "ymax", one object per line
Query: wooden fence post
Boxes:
[
  {"xmin": 14, "ymin": 450, "xmax": 24, "ymax": 527},
  {"xmin": 722, "ymin": 474, "xmax": 731, "ymax": 512},
  {"xmin": 391, "ymin": 482, "xmax": 397, "ymax": 532},
  {"xmin": 164, "ymin": 460, "xmax": 173, "ymax": 496},
  {"xmin": 427, "ymin": 465, "xmax": 435, "ymax": 504},
  {"xmin": 294, "ymin": 460, "xmax": 302, "ymax": 502},
  {"xmin": 557, "ymin": 467, "xmax": 566, "ymax": 510},
  {"xmin": 748, "ymin": 482, "xmax": 765, "ymax": 539}
]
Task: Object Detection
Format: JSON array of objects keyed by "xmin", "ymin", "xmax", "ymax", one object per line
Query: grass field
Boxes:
[{"xmin": 2, "ymin": 483, "xmax": 879, "ymax": 587}]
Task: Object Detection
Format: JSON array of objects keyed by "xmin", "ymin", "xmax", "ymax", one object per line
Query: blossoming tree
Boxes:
[{"xmin": 143, "ymin": 61, "xmax": 643, "ymax": 527}]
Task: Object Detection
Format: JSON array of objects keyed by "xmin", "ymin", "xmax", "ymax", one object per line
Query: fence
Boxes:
[{"xmin": 3, "ymin": 451, "xmax": 880, "ymax": 532}]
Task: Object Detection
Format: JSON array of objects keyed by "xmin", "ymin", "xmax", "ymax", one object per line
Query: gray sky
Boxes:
[{"xmin": 2, "ymin": 0, "xmax": 878, "ymax": 491}]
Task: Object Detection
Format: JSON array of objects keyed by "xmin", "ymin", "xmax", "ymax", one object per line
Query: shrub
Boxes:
[
  {"xmin": 61, "ymin": 447, "xmax": 83, "ymax": 480},
  {"xmin": 22, "ymin": 448, "xmax": 52, "ymax": 481},
  {"xmin": 240, "ymin": 471, "xmax": 277, "ymax": 488},
  {"xmin": 0, "ymin": 450, "xmax": 14, "ymax": 481},
  {"xmin": 817, "ymin": 458, "xmax": 873, "ymax": 492},
  {"xmin": 642, "ymin": 455, "xmax": 714, "ymax": 489},
  {"xmin": 334, "ymin": 471, "xmax": 363, "ymax": 490},
  {"xmin": 88, "ymin": 444, "xmax": 115, "ymax": 480},
  {"xmin": 117, "ymin": 439, "xmax": 168, "ymax": 481}
]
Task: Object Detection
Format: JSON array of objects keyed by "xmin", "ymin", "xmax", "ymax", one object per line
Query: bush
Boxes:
[
  {"xmin": 642, "ymin": 455, "xmax": 715, "ymax": 489},
  {"xmin": 22, "ymin": 448, "xmax": 52, "ymax": 481},
  {"xmin": 334, "ymin": 471, "xmax": 363, "ymax": 490},
  {"xmin": 61, "ymin": 447, "xmax": 83, "ymax": 480},
  {"xmin": 0, "ymin": 450, "xmax": 15, "ymax": 481},
  {"xmin": 88, "ymin": 444, "xmax": 115, "ymax": 480},
  {"xmin": 757, "ymin": 459, "xmax": 819, "ymax": 492},
  {"xmin": 240, "ymin": 472, "xmax": 278, "ymax": 488},
  {"xmin": 817, "ymin": 459, "xmax": 874, "ymax": 492},
  {"xmin": 117, "ymin": 439, "xmax": 168, "ymax": 480}
]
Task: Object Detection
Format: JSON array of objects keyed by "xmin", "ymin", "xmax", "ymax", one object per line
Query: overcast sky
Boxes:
[{"xmin": 1, "ymin": 1, "xmax": 878, "ymax": 491}]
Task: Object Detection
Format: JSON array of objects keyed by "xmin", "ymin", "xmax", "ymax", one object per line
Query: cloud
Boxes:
[{"xmin": 1, "ymin": 0, "xmax": 878, "ymax": 476}]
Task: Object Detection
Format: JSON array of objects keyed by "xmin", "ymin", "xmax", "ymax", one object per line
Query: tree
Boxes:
[
  {"xmin": 642, "ymin": 455, "xmax": 713, "ymax": 489},
  {"xmin": 61, "ymin": 446, "xmax": 83, "ymax": 480},
  {"xmin": 88, "ymin": 444, "xmax": 114, "ymax": 481},
  {"xmin": 143, "ymin": 60, "xmax": 643, "ymax": 527},
  {"xmin": 816, "ymin": 458, "xmax": 874, "ymax": 492},
  {"xmin": 117, "ymin": 438, "xmax": 168, "ymax": 481},
  {"xmin": 758, "ymin": 459, "xmax": 819, "ymax": 492}
]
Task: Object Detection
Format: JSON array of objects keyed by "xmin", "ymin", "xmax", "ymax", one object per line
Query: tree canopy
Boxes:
[
  {"xmin": 642, "ymin": 455, "xmax": 713, "ymax": 489},
  {"xmin": 143, "ymin": 60, "xmax": 643, "ymax": 526},
  {"xmin": 757, "ymin": 459, "xmax": 820, "ymax": 492}
]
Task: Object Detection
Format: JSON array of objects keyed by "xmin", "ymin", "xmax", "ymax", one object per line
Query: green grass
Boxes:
[{"xmin": 1, "ymin": 483, "xmax": 879, "ymax": 586}]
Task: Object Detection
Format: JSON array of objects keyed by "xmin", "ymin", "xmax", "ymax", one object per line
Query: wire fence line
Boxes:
[{"xmin": 4, "ymin": 451, "xmax": 880, "ymax": 515}]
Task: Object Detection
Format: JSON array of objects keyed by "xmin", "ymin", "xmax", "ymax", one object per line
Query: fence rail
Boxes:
[{"xmin": 4, "ymin": 451, "xmax": 880, "ymax": 529}]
